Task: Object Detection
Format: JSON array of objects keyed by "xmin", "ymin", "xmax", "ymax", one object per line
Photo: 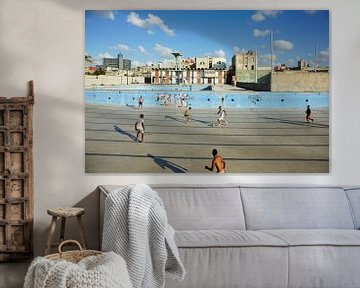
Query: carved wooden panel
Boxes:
[{"xmin": 0, "ymin": 81, "xmax": 34, "ymax": 261}]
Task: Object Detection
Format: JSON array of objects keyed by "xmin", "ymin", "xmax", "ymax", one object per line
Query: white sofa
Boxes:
[{"xmin": 99, "ymin": 185, "xmax": 360, "ymax": 288}]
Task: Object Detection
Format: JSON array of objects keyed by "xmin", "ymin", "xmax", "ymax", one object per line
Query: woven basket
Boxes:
[{"xmin": 45, "ymin": 240, "xmax": 102, "ymax": 263}]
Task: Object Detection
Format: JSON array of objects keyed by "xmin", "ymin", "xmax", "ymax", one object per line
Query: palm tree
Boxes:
[{"xmin": 85, "ymin": 54, "xmax": 93, "ymax": 63}]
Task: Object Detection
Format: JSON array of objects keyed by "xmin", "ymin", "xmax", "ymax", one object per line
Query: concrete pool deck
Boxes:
[{"xmin": 85, "ymin": 104, "xmax": 329, "ymax": 173}]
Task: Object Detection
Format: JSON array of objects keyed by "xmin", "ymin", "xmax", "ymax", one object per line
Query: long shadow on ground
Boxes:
[
  {"xmin": 192, "ymin": 118, "xmax": 211, "ymax": 125},
  {"xmin": 147, "ymin": 154, "xmax": 188, "ymax": 173},
  {"xmin": 165, "ymin": 115, "xmax": 210, "ymax": 125},
  {"xmin": 260, "ymin": 117, "xmax": 329, "ymax": 128},
  {"xmin": 114, "ymin": 125, "xmax": 137, "ymax": 141},
  {"xmin": 165, "ymin": 115, "xmax": 183, "ymax": 123}
]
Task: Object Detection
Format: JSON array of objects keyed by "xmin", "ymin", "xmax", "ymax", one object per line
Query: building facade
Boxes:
[
  {"xmin": 232, "ymin": 51, "xmax": 258, "ymax": 83},
  {"xmin": 151, "ymin": 55, "xmax": 227, "ymax": 85},
  {"xmin": 103, "ymin": 54, "xmax": 122, "ymax": 69},
  {"xmin": 195, "ymin": 57, "xmax": 210, "ymax": 69},
  {"xmin": 123, "ymin": 59, "xmax": 131, "ymax": 71},
  {"xmin": 298, "ymin": 59, "xmax": 307, "ymax": 70},
  {"xmin": 181, "ymin": 58, "xmax": 196, "ymax": 69},
  {"xmin": 102, "ymin": 53, "xmax": 132, "ymax": 70},
  {"xmin": 195, "ymin": 56, "xmax": 226, "ymax": 70},
  {"xmin": 151, "ymin": 69, "xmax": 226, "ymax": 85},
  {"xmin": 211, "ymin": 57, "xmax": 227, "ymax": 69},
  {"xmin": 157, "ymin": 59, "xmax": 176, "ymax": 69}
]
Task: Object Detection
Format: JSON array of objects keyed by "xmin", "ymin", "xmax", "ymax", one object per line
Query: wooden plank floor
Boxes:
[{"xmin": 85, "ymin": 104, "xmax": 329, "ymax": 173}]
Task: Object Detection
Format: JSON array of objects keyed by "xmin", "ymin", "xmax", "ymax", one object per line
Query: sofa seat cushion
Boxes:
[
  {"xmin": 262, "ymin": 229, "xmax": 360, "ymax": 246},
  {"xmin": 175, "ymin": 230, "xmax": 288, "ymax": 248},
  {"xmin": 165, "ymin": 246, "xmax": 289, "ymax": 288}
]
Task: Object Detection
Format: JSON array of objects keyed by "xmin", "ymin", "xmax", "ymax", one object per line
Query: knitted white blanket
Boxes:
[
  {"xmin": 24, "ymin": 251, "xmax": 133, "ymax": 288},
  {"xmin": 102, "ymin": 184, "xmax": 185, "ymax": 288}
]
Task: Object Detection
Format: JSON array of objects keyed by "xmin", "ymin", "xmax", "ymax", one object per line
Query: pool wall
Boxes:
[{"xmin": 85, "ymin": 88, "xmax": 329, "ymax": 109}]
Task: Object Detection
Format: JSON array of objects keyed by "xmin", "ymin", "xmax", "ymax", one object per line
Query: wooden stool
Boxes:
[{"xmin": 45, "ymin": 207, "xmax": 87, "ymax": 255}]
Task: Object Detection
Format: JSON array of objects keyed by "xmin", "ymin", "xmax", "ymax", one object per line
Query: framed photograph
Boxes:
[{"xmin": 85, "ymin": 10, "xmax": 329, "ymax": 173}]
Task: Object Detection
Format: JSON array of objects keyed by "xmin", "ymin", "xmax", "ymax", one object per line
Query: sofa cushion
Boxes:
[
  {"xmin": 287, "ymin": 246, "xmax": 360, "ymax": 288},
  {"xmin": 262, "ymin": 229, "xmax": 360, "ymax": 246},
  {"xmin": 241, "ymin": 187, "xmax": 355, "ymax": 230},
  {"xmin": 153, "ymin": 185, "xmax": 246, "ymax": 230},
  {"xmin": 175, "ymin": 230, "xmax": 288, "ymax": 248},
  {"xmin": 261, "ymin": 230, "xmax": 360, "ymax": 288},
  {"xmin": 165, "ymin": 247, "xmax": 288, "ymax": 288},
  {"xmin": 100, "ymin": 185, "xmax": 246, "ymax": 230}
]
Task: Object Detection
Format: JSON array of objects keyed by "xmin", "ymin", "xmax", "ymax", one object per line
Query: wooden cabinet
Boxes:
[{"xmin": 0, "ymin": 81, "xmax": 34, "ymax": 261}]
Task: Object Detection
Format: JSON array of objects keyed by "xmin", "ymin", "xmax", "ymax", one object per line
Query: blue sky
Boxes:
[{"xmin": 85, "ymin": 10, "xmax": 329, "ymax": 67}]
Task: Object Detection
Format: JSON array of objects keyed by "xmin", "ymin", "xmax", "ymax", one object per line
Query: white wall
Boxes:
[{"xmin": 0, "ymin": 0, "xmax": 359, "ymax": 256}]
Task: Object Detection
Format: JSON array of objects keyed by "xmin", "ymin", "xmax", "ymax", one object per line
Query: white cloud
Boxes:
[
  {"xmin": 251, "ymin": 10, "xmax": 282, "ymax": 22},
  {"xmin": 92, "ymin": 11, "xmax": 115, "ymax": 21},
  {"xmin": 214, "ymin": 49, "xmax": 226, "ymax": 59},
  {"xmin": 266, "ymin": 54, "xmax": 277, "ymax": 62},
  {"xmin": 154, "ymin": 43, "xmax": 174, "ymax": 58},
  {"xmin": 262, "ymin": 10, "xmax": 282, "ymax": 17},
  {"xmin": 260, "ymin": 53, "xmax": 277, "ymax": 64},
  {"xmin": 138, "ymin": 45, "xmax": 147, "ymax": 53},
  {"xmin": 233, "ymin": 46, "xmax": 246, "ymax": 54},
  {"xmin": 274, "ymin": 40, "xmax": 294, "ymax": 50},
  {"xmin": 148, "ymin": 30, "xmax": 155, "ymax": 35},
  {"xmin": 110, "ymin": 44, "xmax": 131, "ymax": 51},
  {"xmin": 305, "ymin": 10, "xmax": 318, "ymax": 15},
  {"xmin": 91, "ymin": 52, "xmax": 114, "ymax": 65},
  {"xmin": 127, "ymin": 12, "xmax": 147, "ymax": 28},
  {"xmin": 251, "ymin": 11, "xmax": 266, "ymax": 22},
  {"xmin": 147, "ymin": 14, "xmax": 175, "ymax": 36},
  {"xmin": 205, "ymin": 49, "xmax": 227, "ymax": 62},
  {"xmin": 127, "ymin": 12, "xmax": 175, "ymax": 36},
  {"xmin": 253, "ymin": 29, "xmax": 270, "ymax": 37},
  {"xmin": 98, "ymin": 52, "xmax": 114, "ymax": 59}
]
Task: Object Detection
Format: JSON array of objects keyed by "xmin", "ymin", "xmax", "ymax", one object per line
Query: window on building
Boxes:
[{"xmin": 251, "ymin": 65, "xmax": 254, "ymax": 70}]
